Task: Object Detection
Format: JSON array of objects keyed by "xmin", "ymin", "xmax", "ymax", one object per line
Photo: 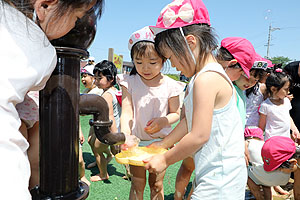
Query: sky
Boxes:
[{"xmin": 88, "ymin": 0, "xmax": 300, "ymax": 74}]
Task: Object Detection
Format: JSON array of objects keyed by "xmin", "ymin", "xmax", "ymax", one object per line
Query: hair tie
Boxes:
[{"xmin": 275, "ymin": 68, "xmax": 283, "ymax": 73}]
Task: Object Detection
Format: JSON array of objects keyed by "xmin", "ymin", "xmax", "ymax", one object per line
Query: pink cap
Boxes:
[
  {"xmin": 128, "ymin": 26, "xmax": 155, "ymax": 51},
  {"xmin": 149, "ymin": 0, "xmax": 210, "ymax": 35},
  {"xmin": 244, "ymin": 127, "xmax": 264, "ymax": 140},
  {"xmin": 261, "ymin": 136, "xmax": 296, "ymax": 172},
  {"xmin": 252, "ymin": 53, "xmax": 268, "ymax": 70},
  {"xmin": 221, "ymin": 37, "xmax": 256, "ymax": 78}
]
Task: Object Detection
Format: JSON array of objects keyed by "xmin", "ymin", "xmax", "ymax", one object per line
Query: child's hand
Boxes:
[
  {"xmin": 144, "ymin": 154, "xmax": 168, "ymax": 174},
  {"xmin": 79, "ymin": 132, "xmax": 85, "ymax": 145},
  {"xmin": 120, "ymin": 135, "xmax": 140, "ymax": 151},
  {"xmin": 292, "ymin": 130, "xmax": 300, "ymax": 142},
  {"xmin": 144, "ymin": 118, "xmax": 166, "ymax": 134},
  {"xmin": 244, "ymin": 141, "xmax": 250, "ymax": 166}
]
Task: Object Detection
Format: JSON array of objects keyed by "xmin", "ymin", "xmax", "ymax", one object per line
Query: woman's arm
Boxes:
[
  {"xmin": 102, "ymin": 91, "xmax": 118, "ymax": 133},
  {"xmin": 120, "ymin": 86, "xmax": 134, "ymax": 135}
]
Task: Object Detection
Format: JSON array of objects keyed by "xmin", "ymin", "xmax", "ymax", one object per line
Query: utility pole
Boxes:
[{"xmin": 266, "ymin": 23, "xmax": 280, "ymax": 58}]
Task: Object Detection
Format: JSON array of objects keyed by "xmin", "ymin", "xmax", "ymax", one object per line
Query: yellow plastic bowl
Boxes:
[{"xmin": 115, "ymin": 147, "xmax": 167, "ymax": 166}]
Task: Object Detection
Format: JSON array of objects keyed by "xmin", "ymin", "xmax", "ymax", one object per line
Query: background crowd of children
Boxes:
[{"xmin": 2, "ymin": 0, "xmax": 300, "ymax": 199}]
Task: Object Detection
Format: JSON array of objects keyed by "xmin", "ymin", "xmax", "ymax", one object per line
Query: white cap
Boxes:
[
  {"xmin": 81, "ymin": 64, "xmax": 94, "ymax": 76},
  {"xmin": 128, "ymin": 26, "xmax": 155, "ymax": 51}
]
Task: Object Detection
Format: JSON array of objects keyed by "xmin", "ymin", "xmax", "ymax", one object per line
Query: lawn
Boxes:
[{"xmin": 79, "ymin": 83, "xmax": 194, "ymax": 200}]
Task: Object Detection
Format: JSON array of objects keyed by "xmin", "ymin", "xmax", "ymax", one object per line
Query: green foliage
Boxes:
[
  {"xmin": 165, "ymin": 74, "xmax": 180, "ymax": 81},
  {"xmin": 269, "ymin": 56, "xmax": 292, "ymax": 67}
]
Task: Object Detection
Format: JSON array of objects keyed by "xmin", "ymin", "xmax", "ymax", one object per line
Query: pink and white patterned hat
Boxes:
[
  {"xmin": 128, "ymin": 26, "xmax": 155, "ymax": 51},
  {"xmin": 150, "ymin": 0, "xmax": 210, "ymax": 35}
]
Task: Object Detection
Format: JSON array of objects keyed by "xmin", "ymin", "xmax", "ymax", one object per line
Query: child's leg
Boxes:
[
  {"xmin": 247, "ymin": 177, "xmax": 264, "ymax": 200},
  {"xmin": 262, "ymin": 186, "xmax": 272, "ymax": 200},
  {"xmin": 79, "ymin": 146, "xmax": 90, "ymax": 186},
  {"xmin": 90, "ymin": 136, "xmax": 110, "ymax": 181},
  {"xmin": 174, "ymin": 157, "xmax": 195, "ymax": 200},
  {"xmin": 130, "ymin": 165, "xmax": 147, "ymax": 200},
  {"xmin": 148, "ymin": 170, "xmax": 166, "ymax": 200},
  {"xmin": 294, "ymin": 163, "xmax": 300, "ymax": 199},
  {"xmin": 27, "ymin": 122, "xmax": 39, "ymax": 189}
]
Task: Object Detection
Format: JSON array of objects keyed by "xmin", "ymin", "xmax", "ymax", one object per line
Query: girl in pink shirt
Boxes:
[{"xmin": 119, "ymin": 26, "xmax": 185, "ymax": 199}]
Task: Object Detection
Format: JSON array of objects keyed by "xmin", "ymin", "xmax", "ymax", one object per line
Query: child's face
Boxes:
[
  {"xmin": 234, "ymin": 71, "xmax": 259, "ymax": 91},
  {"xmin": 36, "ymin": 0, "xmax": 96, "ymax": 40},
  {"xmin": 133, "ymin": 49, "xmax": 163, "ymax": 80},
  {"xmin": 272, "ymin": 80, "xmax": 290, "ymax": 100},
  {"xmin": 94, "ymin": 72, "xmax": 112, "ymax": 89},
  {"xmin": 81, "ymin": 73, "xmax": 94, "ymax": 89},
  {"xmin": 163, "ymin": 47, "xmax": 194, "ymax": 77}
]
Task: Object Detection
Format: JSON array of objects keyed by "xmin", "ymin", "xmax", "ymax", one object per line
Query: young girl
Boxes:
[
  {"xmin": 119, "ymin": 26, "xmax": 185, "ymax": 199},
  {"xmin": 173, "ymin": 36, "xmax": 257, "ymax": 200},
  {"xmin": 88, "ymin": 60, "xmax": 121, "ymax": 181},
  {"xmin": 258, "ymin": 69, "xmax": 300, "ymax": 141},
  {"xmin": 0, "ymin": 0, "xmax": 103, "ymax": 198},
  {"xmin": 145, "ymin": 0, "xmax": 247, "ymax": 199}
]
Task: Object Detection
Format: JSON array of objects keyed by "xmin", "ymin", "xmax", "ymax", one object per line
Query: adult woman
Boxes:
[{"xmin": 0, "ymin": 0, "xmax": 103, "ymax": 198}]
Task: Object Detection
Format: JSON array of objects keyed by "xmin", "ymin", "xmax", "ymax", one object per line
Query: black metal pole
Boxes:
[{"xmin": 37, "ymin": 47, "xmax": 89, "ymax": 199}]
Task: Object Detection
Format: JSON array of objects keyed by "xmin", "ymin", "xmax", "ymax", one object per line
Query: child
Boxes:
[
  {"xmin": 258, "ymin": 69, "xmax": 300, "ymax": 141},
  {"xmin": 259, "ymin": 136, "xmax": 300, "ymax": 199},
  {"xmin": 119, "ymin": 26, "xmax": 185, "ymax": 199},
  {"xmin": 174, "ymin": 37, "xmax": 257, "ymax": 199},
  {"xmin": 81, "ymin": 63, "xmax": 103, "ymax": 95},
  {"xmin": 88, "ymin": 60, "xmax": 121, "ymax": 181},
  {"xmin": 145, "ymin": 0, "xmax": 247, "ymax": 199},
  {"xmin": 216, "ymin": 37, "xmax": 255, "ymax": 82},
  {"xmin": 0, "ymin": 0, "xmax": 103, "ymax": 198}
]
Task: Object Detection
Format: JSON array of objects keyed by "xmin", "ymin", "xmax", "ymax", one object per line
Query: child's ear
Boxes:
[
  {"xmin": 270, "ymin": 86, "xmax": 277, "ymax": 93},
  {"xmin": 289, "ymin": 158, "xmax": 298, "ymax": 171},
  {"xmin": 228, "ymin": 59, "xmax": 238, "ymax": 67},
  {"xmin": 34, "ymin": 0, "xmax": 58, "ymax": 21},
  {"xmin": 186, "ymin": 35, "xmax": 197, "ymax": 51}
]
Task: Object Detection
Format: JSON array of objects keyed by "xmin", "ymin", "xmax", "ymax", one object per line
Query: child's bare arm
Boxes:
[
  {"xmin": 102, "ymin": 92, "xmax": 118, "ymax": 133},
  {"xmin": 145, "ymin": 95, "xmax": 181, "ymax": 134},
  {"xmin": 120, "ymin": 86, "xmax": 134, "ymax": 135},
  {"xmin": 290, "ymin": 117, "xmax": 300, "ymax": 141},
  {"xmin": 258, "ymin": 114, "xmax": 266, "ymax": 131}
]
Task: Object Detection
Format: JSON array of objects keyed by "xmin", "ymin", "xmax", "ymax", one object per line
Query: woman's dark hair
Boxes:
[
  {"xmin": 245, "ymin": 69, "xmax": 267, "ymax": 97},
  {"xmin": 93, "ymin": 60, "xmax": 117, "ymax": 86},
  {"xmin": 265, "ymin": 69, "xmax": 292, "ymax": 97},
  {"xmin": 216, "ymin": 47, "xmax": 241, "ymax": 69},
  {"xmin": 154, "ymin": 23, "xmax": 218, "ymax": 74},
  {"xmin": 2, "ymin": 0, "xmax": 104, "ymax": 20},
  {"xmin": 130, "ymin": 41, "xmax": 165, "ymax": 76}
]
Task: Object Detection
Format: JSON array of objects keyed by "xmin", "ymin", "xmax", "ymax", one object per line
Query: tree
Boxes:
[{"xmin": 269, "ymin": 56, "xmax": 292, "ymax": 68}]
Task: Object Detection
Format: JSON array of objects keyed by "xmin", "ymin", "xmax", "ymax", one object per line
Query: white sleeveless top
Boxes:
[{"xmin": 184, "ymin": 63, "xmax": 247, "ymax": 200}]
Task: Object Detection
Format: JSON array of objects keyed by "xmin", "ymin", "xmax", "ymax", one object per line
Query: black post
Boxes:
[{"xmin": 39, "ymin": 48, "xmax": 88, "ymax": 199}]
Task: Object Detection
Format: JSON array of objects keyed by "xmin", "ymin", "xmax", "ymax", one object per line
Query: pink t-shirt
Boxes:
[
  {"xmin": 16, "ymin": 91, "xmax": 39, "ymax": 122},
  {"xmin": 119, "ymin": 74, "xmax": 185, "ymax": 140}
]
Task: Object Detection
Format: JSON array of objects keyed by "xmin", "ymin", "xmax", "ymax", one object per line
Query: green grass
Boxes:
[{"xmin": 80, "ymin": 83, "xmax": 194, "ymax": 200}]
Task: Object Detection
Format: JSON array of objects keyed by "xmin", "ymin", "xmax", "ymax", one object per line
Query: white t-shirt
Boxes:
[
  {"xmin": 0, "ymin": 2, "xmax": 56, "ymax": 199},
  {"xmin": 245, "ymin": 83, "xmax": 264, "ymax": 126},
  {"xmin": 259, "ymin": 98, "xmax": 292, "ymax": 141}
]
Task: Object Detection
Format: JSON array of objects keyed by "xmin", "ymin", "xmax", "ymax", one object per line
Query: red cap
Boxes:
[
  {"xmin": 150, "ymin": 0, "xmax": 210, "ymax": 35},
  {"xmin": 261, "ymin": 136, "xmax": 296, "ymax": 172},
  {"xmin": 221, "ymin": 37, "xmax": 256, "ymax": 78}
]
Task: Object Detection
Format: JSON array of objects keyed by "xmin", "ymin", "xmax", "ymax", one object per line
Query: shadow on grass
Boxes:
[{"xmin": 83, "ymin": 152, "xmax": 125, "ymax": 180}]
